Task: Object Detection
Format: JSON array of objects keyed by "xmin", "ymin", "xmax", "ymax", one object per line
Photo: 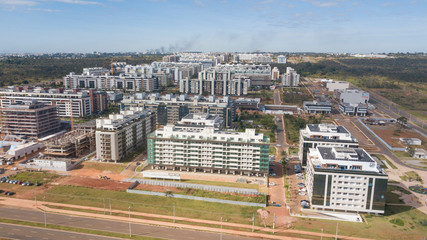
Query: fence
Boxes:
[
  {"xmin": 126, "ymin": 189, "xmax": 266, "ymax": 207},
  {"xmin": 357, "ymin": 118, "xmax": 406, "ymax": 151},
  {"xmin": 125, "ymin": 179, "xmax": 259, "ymax": 195}
]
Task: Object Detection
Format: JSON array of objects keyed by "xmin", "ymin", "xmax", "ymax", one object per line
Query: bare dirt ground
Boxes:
[
  {"xmin": 369, "ymin": 124, "xmax": 425, "ymax": 148},
  {"xmin": 56, "ymin": 176, "xmax": 131, "ymax": 191},
  {"xmin": 69, "ymin": 163, "xmax": 127, "ymax": 181},
  {"xmin": 335, "ymin": 118, "xmax": 374, "ymax": 147}
]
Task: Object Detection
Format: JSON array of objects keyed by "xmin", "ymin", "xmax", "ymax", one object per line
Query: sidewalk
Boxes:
[{"xmin": 0, "ymin": 197, "xmax": 371, "ymax": 240}]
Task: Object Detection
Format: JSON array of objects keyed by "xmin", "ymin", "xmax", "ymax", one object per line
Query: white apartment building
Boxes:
[
  {"xmin": 282, "ymin": 67, "xmax": 300, "ymax": 87},
  {"xmin": 176, "ymin": 113, "xmax": 225, "ymax": 130},
  {"xmin": 271, "ymin": 67, "xmax": 280, "ymax": 80},
  {"xmin": 306, "ymin": 146, "xmax": 388, "ymax": 214},
  {"xmin": 299, "ymin": 124, "xmax": 358, "ymax": 165},
  {"xmin": 0, "ymin": 88, "xmax": 92, "ymax": 117},
  {"xmin": 96, "ymin": 109, "xmax": 156, "ymax": 162},
  {"xmin": 277, "ymin": 55, "xmax": 287, "ymax": 63},
  {"xmin": 147, "ymin": 122, "xmax": 270, "ymax": 176}
]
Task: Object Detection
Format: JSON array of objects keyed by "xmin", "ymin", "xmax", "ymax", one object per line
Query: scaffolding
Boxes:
[{"xmin": 44, "ymin": 130, "xmax": 95, "ymax": 158}]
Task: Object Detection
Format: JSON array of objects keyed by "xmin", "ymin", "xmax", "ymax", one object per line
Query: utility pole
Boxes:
[
  {"xmin": 173, "ymin": 204, "xmax": 176, "ymax": 223},
  {"xmin": 35, "ymin": 192, "xmax": 37, "ymax": 207},
  {"xmin": 109, "ymin": 198, "xmax": 112, "ymax": 215},
  {"xmin": 335, "ymin": 223, "xmax": 339, "ymax": 240},
  {"xmin": 103, "ymin": 198, "xmax": 106, "ymax": 214},
  {"xmin": 321, "ymin": 228, "xmax": 323, "ymax": 240},
  {"xmin": 128, "ymin": 206, "xmax": 132, "ymax": 237},
  {"xmin": 273, "ymin": 213, "xmax": 276, "ymax": 234},
  {"xmin": 252, "ymin": 214, "xmax": 255, "ymax": 232}
]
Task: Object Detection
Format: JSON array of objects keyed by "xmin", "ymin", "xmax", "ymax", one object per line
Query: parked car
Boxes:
[
  {"xmin": 269, "ymin": 172, "xmax": 276, "ymax": 176},
  {"xmin": 35, "ymin": 182, "xmax": 42, "ymax": 186},
  {"xmin": 5, "ymin": 191, "xmax": 14, "ymax": 196},
  {"xmin": 11, "ymin": 167, "xmax": 17, "ymax": 171},
  {"xmin": 298, "ymin": 192, "xmax": 306, "ymax": 196},
  {"xmin": 299, "ymin": 188, "xmax": 307, "ymax": 192},
  {"xmin": 269, "ymin": 182, "xmax": 276, "ymax": 186},
  {"xmin": 297, "ymin": 183, "xmax": 305, "ymax": 187}
]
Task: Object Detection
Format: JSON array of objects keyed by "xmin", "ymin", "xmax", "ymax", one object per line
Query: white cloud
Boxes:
[
  {"xmin": 55, "ymin": 0, "xmax": 102, "ymax": 5},
  {"xmin": 0, "ymin": 0, "xmax": 37, "ymax": 6},
  {"xmin": 28, "ymin": 7, "xmax": 62, "ymax": 12}
]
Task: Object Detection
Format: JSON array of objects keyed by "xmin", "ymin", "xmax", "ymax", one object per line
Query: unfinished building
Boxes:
[{"xmin": 44, "ymin": 130, "xmax": 95, "ymax": 158}]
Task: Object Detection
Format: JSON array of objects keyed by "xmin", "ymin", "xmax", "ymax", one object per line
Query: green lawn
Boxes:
[
  {"xmin": 175, "ymin": 188, "xmax": 266, "ymax": 203},
  {"xmin": 288, "ymin": 148, "xmax": 298, "ymax": 155},
  {"xmin": 393, "ymin": 151, "xmax": 412, "ymax": 158},
  {"xmin": 292, "ymin": 205, "xmax": 427, "ymax": 240},
  {"xmin": 386, "ymin": 185, "xmax": 406, "ymax": 204},
  {"xmin": 136, "ymin": 178, "xmax": 260, "ymax": 190},
  {"xmin": 9, "ymin": 171, "xmax": 60, "ymax": 184},
  {"xmin": 45, "ymin": 185, "xmax": 262, "ymax": 224}
]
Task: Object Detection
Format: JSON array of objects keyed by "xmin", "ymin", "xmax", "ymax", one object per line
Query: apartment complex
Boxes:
[
  {"xmin": 179, "ymin": 64, "xmax": 272, "ymax": 96},
  {"xmin": 0, "ymin": 87, "xmax": 107, "ymax": 117},
  {"xmin": 1, "ymin": 101, "xmax": 61, "ymax": 138},
  {"xmin": 277, "ymin": 55, "xmax": 287, "ymax": 63},
  {"xmin": 271, "ymin": 67, "xmax": 280, "ymax": 80},
  {"xmin": 306, "ymin": 146, "xmax": 388, "ymax": 214},
  {"xmin": 147, "ymin": 117, "xmax": 270, "ymax": 176},
  {"xmin": 299, "ymin": 124, "xmax": 358, "ymax": 165},
  {"xmin": 282, "ymin": 67, "xmax": 300, "ymax": 87},
  {"xmin": 95, "ymin": 109, "xmax": 156, "ymax": 162},
  {"xmin": 121, "ymin": 93, "xmax": 236, "ymax": 128}
]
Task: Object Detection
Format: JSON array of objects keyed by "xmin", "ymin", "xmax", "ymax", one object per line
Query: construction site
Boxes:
[{"xmin": 43, "ymin": 129, "xmax": 95, "ymax": 158}]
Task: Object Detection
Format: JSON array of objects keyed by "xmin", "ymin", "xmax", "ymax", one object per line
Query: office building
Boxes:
[
  {"xmin": 326, "ymin": 81, "xmax": 349, "ymax": 92},
  {"xmin": 337, "ymin": 89, "xmax": 370, "ymax": 116},
  {"xmin": 121, "ymin": 94, "xmax": 236, "ymax": 128},
  {"xmin": 95, "ymin": 109, "xmax": 156, "ymax": 163},
  {"xmin": 147, "ymin": 120, "xmax": 270, "ymax": 176},
  {"xmin": 303, "ymin": 100, "xmax": 332, "ymax": 115},
  {"xmin": 1, "ymin": 101, "xmax": 61, "ymax": 139},
  {"xmin": 299, "ymin": 124, "xmax": 358, "ymax": 165},
  {"xmin": 282, "ymin": 67, "xmax": 300, "ymax": 87},
  {"xmin": 306, "ymin": 146, "xmax": 388, "ymax": 214}
]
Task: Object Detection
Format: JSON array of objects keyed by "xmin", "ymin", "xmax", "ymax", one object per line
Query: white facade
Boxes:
[
  {"xmin": 148, "ymin": 125, "xmax": 270, "ymax": 176},
  {"xmin": 282, "ymin": 67, "xmax": 300, "ymax": 87},
  {"xmin": 326, "ymin": 81, "xmax": 349, "ymax": 92},
  {"xmin": 306, "ymin": 147, "xmax": 388, "ymax": 214},
  {"xmin": 30, "ymin": 157, "xmax": 73, "ymax": 171},
  {"xmin": 339, "ymin": 89, "xmax": 370, "ymax": 105},
  {"xmin": 299, "ymin": 124, "xmax": 358, "ymax": 165},
  {"xmin": 277, "ymin": 55, "xmax": 287, "ymax": 64},
  {"xmin": 271, "ymin": 67, "xmax": 280, "ymax": 80}
]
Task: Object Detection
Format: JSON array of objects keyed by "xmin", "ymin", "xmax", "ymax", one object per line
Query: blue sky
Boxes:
[{"xmin": 0, "ymin": 0, "xmax": 426, "ymax": 53}]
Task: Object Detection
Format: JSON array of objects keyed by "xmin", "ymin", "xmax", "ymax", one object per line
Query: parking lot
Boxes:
[{"xmin": 284, "ymin": 158, "xmax": 309, "ymax": 214}]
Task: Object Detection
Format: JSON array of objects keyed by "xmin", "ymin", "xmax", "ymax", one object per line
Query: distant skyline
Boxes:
[{"xmin": 0, "ymin": 0, "xmax": 426, "ymax": 53}]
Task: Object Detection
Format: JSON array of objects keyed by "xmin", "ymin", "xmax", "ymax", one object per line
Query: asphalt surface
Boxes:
[
  {"xmin": 0, "ymin": 206, "xmax": 257, "ymax": 240},
  {"xmin": 0, "ymin": 222, "xmax": 120, "ymax": 240}
]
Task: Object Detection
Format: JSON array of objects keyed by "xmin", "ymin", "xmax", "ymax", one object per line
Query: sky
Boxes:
[{"xmin": 0, "ymin": 0, "xmax": 426, "ymax": 53}]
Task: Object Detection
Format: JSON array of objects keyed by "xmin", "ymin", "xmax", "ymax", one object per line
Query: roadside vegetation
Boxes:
[
  {"xmin": 371, "ymin": 154, "xmax": 397, "ymax": 169},
  {"xmin": 10, "ymin": 171, "xmax": 60, "ymax": 184},
  {"xmin": 282, "ymin": 115, "xmax": 322, "ymax": 144},
  {"xmin": 281, "ymin": 87, "xmax": 313, "ymax": 106},
  {"xmin": 238, "ymin": 112, "xmax": 277, "ymax": 142}
]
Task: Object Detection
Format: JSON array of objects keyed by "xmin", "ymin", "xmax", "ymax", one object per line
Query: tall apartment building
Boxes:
[
  {"xmin": 306, "ymin": 146, "xmax": 388, "ymax": 214},
  {"xmin": 282, "ymin": 67, "xmax": 300, "ymax": 87},
  {"xmin": 95, "ymin": 109, "xmax": 156, "ymax": 163},
  {"xmin": 176, "ymin": 113, "xmax": 225, "ymax": 130},
  {"xmin": 299, "ymin": 124, "xmax": 358, "ymax": 165},
  {"xmin": 271, "ymin": 67, "xmax": 280, "ymax": 80},
  {"xmin": 1, "ymin": 101, "xmax": 61, "ymax": 138},
  {"xmin": 0, "ymin": 88, "xmax": 107, "ymax": 117},
  {"xmin": 147, "ymin": 118, "xmax": 270, "ymax": 176},
  {"xmin": 121, "ymin": 94, "xmax": 236, "ymax": 128}
]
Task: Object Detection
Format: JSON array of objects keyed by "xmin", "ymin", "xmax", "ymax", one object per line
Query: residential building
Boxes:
[
  {"xmin": 299, "ymin": 124, "xmax": 358, "ymax": 165},
  {"xmin": 306, "ymin": 146, "xmax": 388, "ymax": 214},
  {"xmin": 121, "ymin": 94, "xmax": 236, "ymax": 128},
  {"xmin": 303, "ymin": 100, "xmax": 332, "ymax": 115},
  {"xmin": 0, "ymin": 101, "xmax": 61, "ymax": 139},
  {"xmin": 21, "ymin": 156, "xmax": 74, "ymax": 171},
  {"xmin": 176, "ymin": 113, "xmax": 225, "ymax": 130},
  {"xmin": 147, "ymin": 122, "xmax": 270, "ymax": 176},
  {"xmin": 282, "ymin": 67, "xmax": 300, "ymax": 87},
  {"xmin": 95, "ymin": 109, "xmax": 156, "ymax": 162},
  {"xmin": 0, "ymin": 87, "xmax": 105, "ymax": 117},
  {"xmin": 277, "ymin": 55, "xmax": 287, "ymax": 63},
  {"xmin": 271, "ymin": 67, "xmax": 280, "ymax": 80}
]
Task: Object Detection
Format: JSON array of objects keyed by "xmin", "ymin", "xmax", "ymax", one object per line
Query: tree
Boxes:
[{"xmin": 397, "ymin": 116, "xmax": 407, "ymax": 126}]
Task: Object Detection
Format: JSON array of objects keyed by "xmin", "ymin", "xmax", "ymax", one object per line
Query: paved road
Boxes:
[
  {"xmin": 0, "ymin": 206, "xmax": 256, "ymax": 240},
  {"xmin": 0, "ymin": 222, "xmax": 120, "ymax": 240}
]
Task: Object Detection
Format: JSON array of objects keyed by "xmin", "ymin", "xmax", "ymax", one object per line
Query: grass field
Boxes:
[
  {"xmin": 175, "ymin": 188, "xmax": 266, "ymax": 203},
  {"xmin": 400, "ymin": 171, "xmax": 423, "ymax": 183},
  {"xmin": 386, "ymin": 185, "xmax": 407, "ymax": 204},
  {"xmin": 45, "ymin": 185, "xmax": 262, "ymax": 224},
  {"xmin": 393, "ymin": 151, "xmax": 412, "ymax": 158},
  {"xmin": 288, "ymin": 148, "xmax": 298, "ymax": 155},
  {"xmin": 137, "ymin": 178, "xmax": 260, "ymax": 190},
  {"xmin": 9, "ymin": 171, "xmax": 60, "ymax": 184},
  {"xmin": 292, "ymin": 205, "xmax": 427, "ymax": 240}
]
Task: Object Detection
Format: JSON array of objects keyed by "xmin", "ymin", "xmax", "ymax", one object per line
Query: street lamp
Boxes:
[{"xmin": 43, "ymin": 196, "xmax": 47, "ymax": 227}]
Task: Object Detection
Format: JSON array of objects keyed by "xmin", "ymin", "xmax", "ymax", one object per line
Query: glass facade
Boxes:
[
  {"xmin": 366, "ymin": 178, "xmax": 373, "ymax": 210},
  {"xmin": 326, "ymin": 175, "xmax": 332, "ymax": 206},
  {"xmin": 312, "ymin": 174, "xmax": 326, "ymax": 206},
  {"xmin": 372, "ymin": 178, "xmax": 388, "ymax": 211}
]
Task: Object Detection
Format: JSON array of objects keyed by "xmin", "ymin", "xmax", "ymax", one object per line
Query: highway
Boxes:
[
  {"xmin": 0, "ymin": 222, "xmax": 120, "ymax": 240},
  {"xmin": 0, "ymin": 206, "xmax": 256, "ymax": 240}
]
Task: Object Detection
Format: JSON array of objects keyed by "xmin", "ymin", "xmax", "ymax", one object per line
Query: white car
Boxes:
[
  {"xmin": 298, "ymin": 192, "xmax": 306, "ymax": 196},
  {"xmin": 269, "ymin": 182, "xmax": 276, "ymax": 186}
]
